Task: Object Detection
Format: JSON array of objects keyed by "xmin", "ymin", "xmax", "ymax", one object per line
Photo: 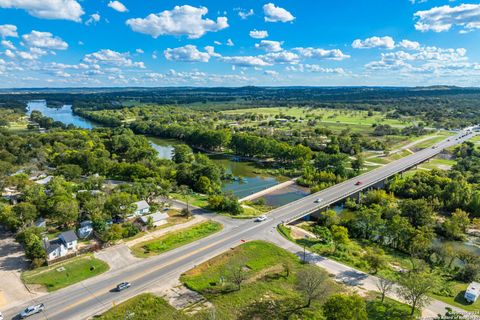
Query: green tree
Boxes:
[
  {"xmin": 173, "ymin": 144, "xmax": 194, "ymax": 164},
  {"xmin": 396, "ymin": 270, "xmax": 439, "ymax": 316},
  {"xmin": 12, "ymin": 202, "xmax": 38, "ymax": 227},
  {"xmin": 400, "ymin": 199, "xmax": 434, "ymax": 228},
  {"xmin": 55, "ymin": 164, "xmax": 83, "ymax": 180},
  {"xmin": 322, "ymin": 294, "xmax": 368, "ymax": 320},
  {"xmin": 104, "ymin": 192, "xmax": 136, "ymax": 219},
  {"xmin": 442, "ymin": 209, "xmax": 470, "ymax": 240},
  {"xmin": 364, "ymin": 247, "xmax": 387, "ymax": 274},
  {"xmin": 49, "ymin": 196, "xmax": 79, "ymax": 228},
  {"xmin": 295, "ymin": 265, "xmax": 331, "ymax": 307},
  {"xmin": 331, "ymin": 225, "xmax": 350, "ymax": 252}
]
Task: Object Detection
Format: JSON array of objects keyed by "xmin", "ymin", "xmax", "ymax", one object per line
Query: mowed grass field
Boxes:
[
  {"xmin": 22, "ymin": 254, "xmax": 109, "ymax": 291},
  {"xmin": 222, "ymin": 107, "xmax": 413, "ymax": 127},
  {"xmin": 131, "ymin": 221, "xmax": 222, "ymax": 258}
]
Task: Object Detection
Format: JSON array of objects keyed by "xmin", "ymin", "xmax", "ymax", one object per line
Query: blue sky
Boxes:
[{"xmin": 0, "ymin": 0, "xmax": 479, "ymax": 87}]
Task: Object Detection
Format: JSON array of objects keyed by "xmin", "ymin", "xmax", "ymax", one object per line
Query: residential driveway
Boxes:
[
  {"xmin": 0, "ymin": 234, "xmax": 38, "ymax": 310},
  {"xmin": 94, "ymin": 244, "xmax": 140, "ymax": 271}
]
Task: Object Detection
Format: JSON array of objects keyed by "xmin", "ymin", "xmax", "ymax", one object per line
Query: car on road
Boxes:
[
  {"xmin": 115, "ymin": 282, "xmax": 131, "ymax": 292},
  {"xmin": 255, "ymin": 215, "xmax": 267, "ymax": 222},
  {"xmin": 432, "ymin": 145, "xmax": 437, "ymax": 149},
  {"xmin": 19, "ymin": 304, "xmax": 44, "ymax": 318},
  {"xmin": 355, "ymin": 181, "xmax": 362, "ymax": 186},
  {"xmin": 314, "ymin": 198, "xmax": 323, "ymax": 203}
]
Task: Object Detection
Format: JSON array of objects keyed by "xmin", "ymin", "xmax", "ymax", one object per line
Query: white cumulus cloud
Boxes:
[
  {"xmin": 263, "ymin": 3, "xmax": 295, "ymax": 23},
  {"xmin": 1, "ymin": 40, "xmax": 15, "ymax": 50},
  {"xmin": 0, "ymin": 24, "xmax": 18, "ymax": 38},
  {"xmin": 108, "ymin": 1, "xmax": 128, "ymax": 13},
  {"xmin": 221, "ymin": 55, "xmax": 272, "ymax": 67},
  {"xmin": 255, "ymin": 40, "xmax": 283, "ymax": 52},
  {"xmin": 414, "ymin": 4, "xmax": 480, "ymax": 32},
  {"xmin": 352, "ymin": 36, "xmax": 395, "ymax": 49},
  {"xmin": 398, "ymin": 39, "xmax": 420, "ymax": 50},
  {"xmin": 83, "ymin": 49, "xmax": 145, "ymax": 68},
  {"xmin": 126, "ymin": 5, "xmax": 228, "ymax": 39},
  {"xmin": 294, "ymin": 47, "xmax": 350, "ymax": 60},
  {"xmin": 85, "ymin": 13, "xmax": 100, "ymax": 26},
  {"xmin": 249, "ymin": 29, "xmax": 269, "ymax": 39},
  {"xmin": 238, "ymin": 8, "xmax": 254, "ymax": 20},
  {"xmin": 22, "ymin": 30, "xmax": 68, "ymax": 50},
  {"xmin": 164, "ymin": 45, "xmax": 211, "ymax": 62},
  {"xmin": 0, "ymin": 0, "xmax": 84, "ymax": 22}
]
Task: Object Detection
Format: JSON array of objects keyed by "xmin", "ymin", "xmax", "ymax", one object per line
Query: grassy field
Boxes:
[
  {"xmin": 222, "ymin": 107, "xmax": 412, "ymax": 127},
  {"xmin": 131, "ymin": 221, "xmax": 222, "ymax": 258},
  {"xmin": 431, "ymin": 282, "xmax": 480, "ymax": 312},
  {"xmin": 99, "ymin": 241, "xmax": 415, "ymax": 319},
  {"xmin": 22, "ymin": 254, "xmax": 109, "ymax": 292},
  {"xmin": 181, "ymin": 240, "xmax": 334, "ymax": 319},
  {"xmin": 95, "ymin": 293, "xmax": 192, "ymax": 320},
  {"xmin": 366, "ymin": 293, "xmax": 418, "ymax": 320}
]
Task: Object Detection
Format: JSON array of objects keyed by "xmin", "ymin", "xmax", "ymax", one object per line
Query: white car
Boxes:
[
  {"xmin": 0, "ymin": 311, "xmax": 3, "ymax": 320},
  {"xmin": 314, "ymin": 198, "xmax": 323, "ymax": 203},
  {"xmin": 20, "ymin": 303, "xmax": 44, "ymax": 318},
  {"xmin": 255, "ymin": 215, "xmax": 267, "ymax": 222}
]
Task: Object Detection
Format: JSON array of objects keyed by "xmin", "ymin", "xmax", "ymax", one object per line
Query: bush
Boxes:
[{"xmin": 208, "ymin": 192, "xmax": 244, "ymax": 215}]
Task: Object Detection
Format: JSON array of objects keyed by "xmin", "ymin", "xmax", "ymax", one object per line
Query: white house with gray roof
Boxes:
[
  {"xmin": 43, "ymin": 230, "xmax": 78, "ymax": 261},
  {"xmin": 128, "ymin": 200, "xmax": 150, "ymax": 219}
]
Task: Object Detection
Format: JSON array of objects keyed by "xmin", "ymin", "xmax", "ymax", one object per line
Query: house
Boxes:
[
  {"xmin": 77, "ymin": 220, "xmax": 93, "ymax": 239},
  {"xmin": 138, "ymin": 212, "xmax": 169, "ymax": 228},
  {"xmin": 43, "ymin": 230, "xmax": 78, "ymax": 261},
  {"xmin": 130, "ymin": 200, "xmax": 150, "ymax": 218},
  {"xmin": 465, "ymin": 281, "xmax": 480, "ymax": 303}
]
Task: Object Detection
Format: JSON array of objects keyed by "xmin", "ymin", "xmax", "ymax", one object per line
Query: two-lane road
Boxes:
[{"xmin": 3, "ymin": 130, "xmax": 474, "ymax": 320}]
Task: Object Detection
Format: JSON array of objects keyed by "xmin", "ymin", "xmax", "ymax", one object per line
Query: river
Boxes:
[
  {"xmin": 27, "ymin": 100, "xmax": 309, "ymax": 205},
  {"xmin": 148, "ymin": 136, "xmax": 306, "ymax": 203},
  {"xmin": 27, "ymin": 100, "xmax": 98, "ymax": 129},
  {"xmin": 23, "ymin": 100, "xmax": 480, "ymax": 253}
]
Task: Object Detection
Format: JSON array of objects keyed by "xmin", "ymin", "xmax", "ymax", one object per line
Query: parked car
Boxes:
[
  {"xmin": 0, "ymin": 311, "xmax": 3, "ymax": 320},
  {"xmin": 19, "ymin": 304, "xmax": 44, "ymax": 318},
  {"xmin": 116, "ymin": 282, "xmax": 131, "ymax": 292},
  {"xmin": 255, "ymin": 215, "xmax": 267, "ymax": 222},
  {"xmin": 355, "ymin": 181, "xmax": 362, "ymax": 186},
  {"xmin": 314, "ymin": 198, "xmax": 323, "ymax": 203}
]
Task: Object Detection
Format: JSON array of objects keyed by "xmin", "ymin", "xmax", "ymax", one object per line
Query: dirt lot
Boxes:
[{"xmin": 0, "ymin": 233, "xmax": 39, "ymax": 309}]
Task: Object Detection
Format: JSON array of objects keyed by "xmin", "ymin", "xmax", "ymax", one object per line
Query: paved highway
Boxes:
[{"xmin": 2, "ymin": 130, "xmax": 474, "ymax": 320}]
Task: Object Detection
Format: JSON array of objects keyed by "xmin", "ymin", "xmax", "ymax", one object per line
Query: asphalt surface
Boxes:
[{"xmin": 3, "ymin": 130, "xmax": 474, "ymax": 320}]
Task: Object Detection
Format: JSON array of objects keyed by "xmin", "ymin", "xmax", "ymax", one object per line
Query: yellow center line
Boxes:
[{"xmin": 45, "ymin": 226, "xmax": 249, "ymax": 318}]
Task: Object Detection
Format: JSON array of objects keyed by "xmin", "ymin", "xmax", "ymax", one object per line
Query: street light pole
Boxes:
[{"xmin": 303, "ymin": 235, "xmax": 309, "ymax": 263}]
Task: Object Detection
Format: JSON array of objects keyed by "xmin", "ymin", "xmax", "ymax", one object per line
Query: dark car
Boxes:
[
  {"xmin": 355, "ymin": 181, "xmax": 362, "ymax": 186},
  {"xmin": 116, "ymin": 282, "xmax": 131, "ymax": 291}
]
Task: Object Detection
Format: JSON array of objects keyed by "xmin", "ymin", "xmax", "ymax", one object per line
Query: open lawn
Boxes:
[
  {"xmin": 131, "ymin": 221, "xmax": 222, "ymax": 258},
  {"xmin": 431, "ymin": 282, "xmax": 480, "ymax": 312},
  {"xmin": 22, "ymin": 254, "xmax": 109, "ymax": 292},
  {"xmin": 366, "ymin": 292, "xmax": 418, "ymax": 320},
  {"xmin": 222, "ymin": 107, "xmax": 412, "ymax": 128},
  {"xmin": 95, "ymin": 293, "xmax": 192, "ymax": 320}
]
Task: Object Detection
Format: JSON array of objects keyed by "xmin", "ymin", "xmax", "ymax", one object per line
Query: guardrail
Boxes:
[{"xmin": 281, "ymin": 137, "xmax": 458, "ymax": 224}]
